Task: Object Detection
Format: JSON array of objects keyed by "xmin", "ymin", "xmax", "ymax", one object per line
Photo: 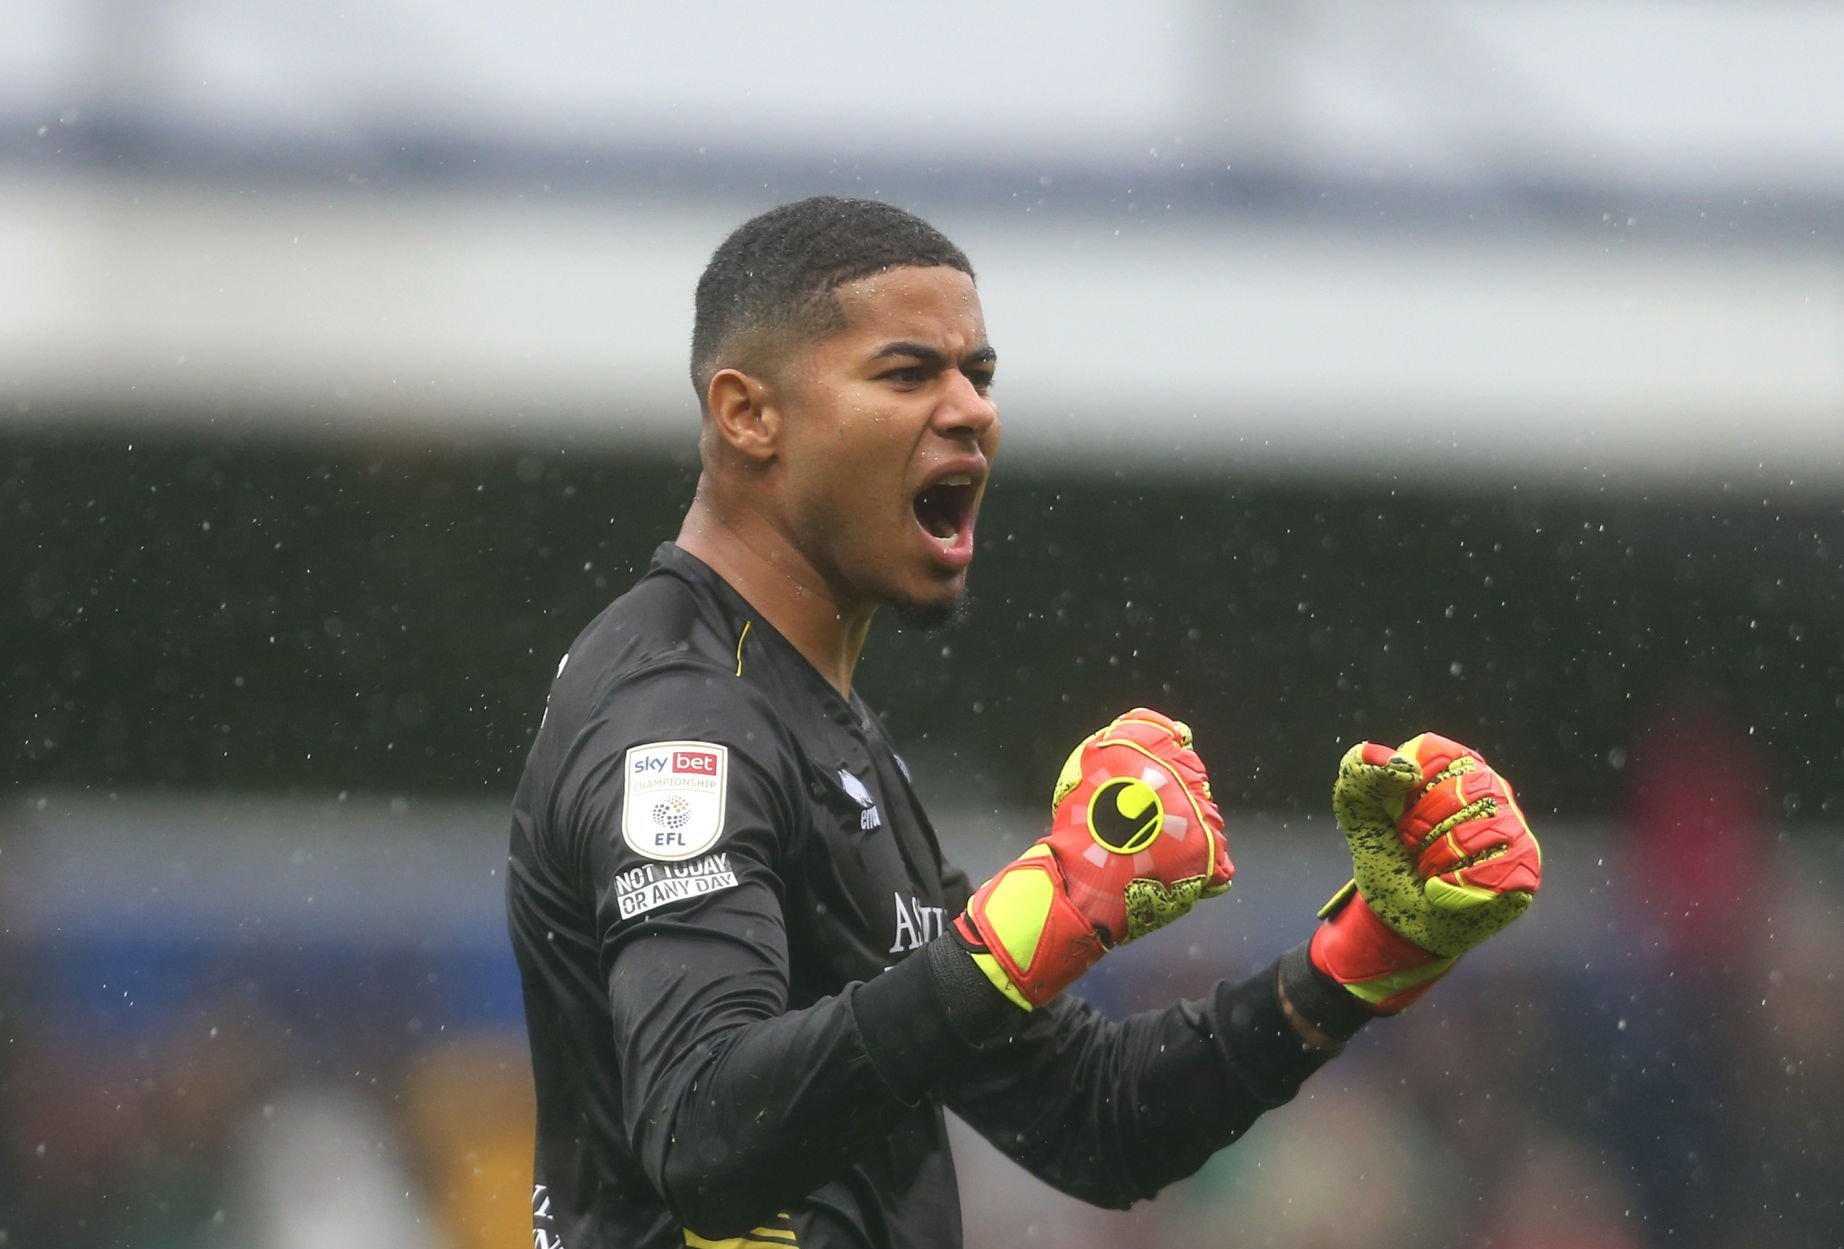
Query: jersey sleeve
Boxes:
[
  {"xmin": 571, "ymin": 662, "xmax": 802, "ymax": 954},
  {"xmin": 938, "ymin": 948, "xmax": 1350, "ymax": 1210},
  {"xmin": 562, "ymin": 663, "xmax": 997, "ymax": 1239}
]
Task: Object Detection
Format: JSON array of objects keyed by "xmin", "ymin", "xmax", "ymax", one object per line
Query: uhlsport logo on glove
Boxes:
[{"xmin": 1086, "ymin": 778, "xmax": 1164, "ymax": 854}]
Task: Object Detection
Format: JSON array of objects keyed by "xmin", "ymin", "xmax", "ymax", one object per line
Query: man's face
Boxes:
[{"xmin": 771, "ymin": 265, "xmax": 999, "ymax": 623}]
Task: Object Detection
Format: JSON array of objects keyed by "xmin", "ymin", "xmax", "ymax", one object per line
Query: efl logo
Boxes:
[
  {"xmin": 623, "ymin": 740, "xmax": 728, "ymax": 861},
  {"xmin": 673, "ymin": 750, "xmax": 718, "ymax": 776}
]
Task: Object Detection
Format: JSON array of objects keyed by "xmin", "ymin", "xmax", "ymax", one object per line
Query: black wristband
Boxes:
[
  {"xmin": 921, "ymin": 932, "xmax": 1025, "ymax": 1046},
  {"xmin": 850, "ymin": 935, "xmax": 1022, "ymax": 1105},
  {"xmin": 1277, "ymin": 940, "xmax": 1375, "ymax": 1046}
]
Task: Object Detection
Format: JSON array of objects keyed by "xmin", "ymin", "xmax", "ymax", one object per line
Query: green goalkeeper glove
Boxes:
[{"xmin": 1310, "ymin": 733, "xmax": 1542, "ymax": 1013}]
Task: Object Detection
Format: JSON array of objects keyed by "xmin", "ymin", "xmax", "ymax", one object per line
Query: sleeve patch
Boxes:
[
  {"xmin": 622, "ymin": 741, "xmax": 729, "ymax": 860},
  {"xmin": 613, "ymin": 853, "xmax": 741, "ymax": 920}
]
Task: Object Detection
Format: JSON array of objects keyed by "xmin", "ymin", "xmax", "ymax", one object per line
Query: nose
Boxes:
[{"xmin": 935, "ymin": 372, "xmax": 1000, "ymax": 443}]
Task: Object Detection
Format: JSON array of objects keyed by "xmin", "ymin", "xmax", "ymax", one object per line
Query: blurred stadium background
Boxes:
[{"xmin": 5, "ymin": 3, "xmax": 1844, "ymax": 1246}]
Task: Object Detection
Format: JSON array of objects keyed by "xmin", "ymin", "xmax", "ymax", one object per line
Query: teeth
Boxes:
[{"xmin": 938, "ymin": 473, "xmax": 973, "ymax": 487}]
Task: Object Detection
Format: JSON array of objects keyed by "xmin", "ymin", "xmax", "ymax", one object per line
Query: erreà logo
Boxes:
[{"xmin": 837, "ymin": 768, "xmax": 883, "ymax": 831}]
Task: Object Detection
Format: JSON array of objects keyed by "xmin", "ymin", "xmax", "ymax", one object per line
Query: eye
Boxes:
[
  {"xmin": 966, "ymin": 369, "xmax": 996, "ymax": 396},
  {"xmin": 880, "ymin": 365, "xmax": 931, "ymax": 387}
]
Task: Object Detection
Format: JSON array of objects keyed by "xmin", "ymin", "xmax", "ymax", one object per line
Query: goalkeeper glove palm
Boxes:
[{"xmin": 1311, "ymin": 733, "xmax": 1541, "ymax": 1013}]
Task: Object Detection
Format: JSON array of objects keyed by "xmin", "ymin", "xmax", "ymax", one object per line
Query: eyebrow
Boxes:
[{"xmin": 872, "ymin": 341, "xmax": 999, "ymax": 369}]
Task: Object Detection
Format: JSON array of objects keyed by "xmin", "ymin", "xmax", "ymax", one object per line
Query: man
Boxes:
[{"xmin": 505, "ymin": 197, "xmax": 1542, "ymax": 1249}]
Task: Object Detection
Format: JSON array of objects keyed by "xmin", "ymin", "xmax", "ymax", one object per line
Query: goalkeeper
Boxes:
[{"xmin": 505, "ymin": 197, "xmax": 1542, "ymax": 1249}]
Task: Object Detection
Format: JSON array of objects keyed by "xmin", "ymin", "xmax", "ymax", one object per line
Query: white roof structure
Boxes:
[{"xmin": 5, "ymin": 1, "xmax": 1842, "ymax": 490}]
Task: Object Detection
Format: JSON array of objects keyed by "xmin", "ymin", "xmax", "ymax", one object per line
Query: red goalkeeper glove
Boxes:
[
  {"xmin": 952, "ymin": 708, "xmax": 1233, "ymax": 1009},
  {"xmin": 1311, "ymin": 733, "xmax": 1542, "ymax": 1014}
]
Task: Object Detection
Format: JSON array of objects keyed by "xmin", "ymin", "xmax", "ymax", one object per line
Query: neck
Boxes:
[{"xmin": 677, "ymin": 484, "xmax": 873, "ymax": 697}]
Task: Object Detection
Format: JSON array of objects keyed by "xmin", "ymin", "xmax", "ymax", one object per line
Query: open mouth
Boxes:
[{"xmin": 912, "ymin": 473, "xmax": 977, "ymax": 543}]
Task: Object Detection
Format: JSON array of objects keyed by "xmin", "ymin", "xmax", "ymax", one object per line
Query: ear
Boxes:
[{"xmin": 704, "ymin": 367, "xmax": 782, "ymax": 463}]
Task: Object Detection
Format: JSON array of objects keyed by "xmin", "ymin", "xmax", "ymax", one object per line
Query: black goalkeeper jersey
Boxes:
[{"xmin": 507, "ymin": 543, "xmax": 1341, "ymax": 1249}]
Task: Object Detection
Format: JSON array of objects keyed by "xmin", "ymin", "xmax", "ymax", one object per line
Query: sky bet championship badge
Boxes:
[{"xmin": 622, "ymin": 741, "xmax": 728, "ymax": 860}]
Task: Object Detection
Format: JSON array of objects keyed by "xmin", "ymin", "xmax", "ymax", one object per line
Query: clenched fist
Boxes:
[{"xmin": 1311, "ymin": 733, "xmax": 1541, "ymax": 1013}]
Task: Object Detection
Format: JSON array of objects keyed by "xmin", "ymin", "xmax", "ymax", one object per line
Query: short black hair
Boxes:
[{"xmin": 690, "ymin": 196, "xmax": 973, "ymax": 409}]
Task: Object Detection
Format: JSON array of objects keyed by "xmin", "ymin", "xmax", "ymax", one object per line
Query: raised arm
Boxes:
[
  {"xmin": 588, "ymin": 696, "xmax": 1246, "ymax": 1237},
  {"xmin": 940, "ymin": 950, "xmax": 1355, "ymax": 1209},
  {"xmin": 941, "ymin": 730, "xmax": 1543, "ymax": 1208}
]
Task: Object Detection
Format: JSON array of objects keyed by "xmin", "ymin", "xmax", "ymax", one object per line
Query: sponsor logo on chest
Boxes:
[
  {"xmin": 622, "ymin": 740, "xmax": 728, "ymax": 860},
  {"xmin": 888, "ymin": 891, "xmax": 949, "ymax": 954},
  {"xmin": 532, "ymin": 1183, "xmax": 565, "ymax": 1249}
]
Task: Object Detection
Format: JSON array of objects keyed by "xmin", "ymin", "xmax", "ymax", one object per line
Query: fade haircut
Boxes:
[{"xmin": 690, "ymin": 196, "xmax": 974, "ymax": 412}]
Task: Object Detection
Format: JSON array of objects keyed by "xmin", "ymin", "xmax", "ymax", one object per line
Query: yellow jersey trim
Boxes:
[{"xmin": 734, "ymin": 620, "xmax": 752, "ymax": 677}]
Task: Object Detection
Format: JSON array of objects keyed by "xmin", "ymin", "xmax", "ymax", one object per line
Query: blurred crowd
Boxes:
[
  {"xmin": 4, "ymin": 785, "xmax": 1839, "ymax": 1249},
  {"xmin": 0, "ymin": 976, "xmax": 534, "ymax": 1249},
  {"xmin": 978, "ymin": 864, "xmax": 1844, "ymax": 1249}
]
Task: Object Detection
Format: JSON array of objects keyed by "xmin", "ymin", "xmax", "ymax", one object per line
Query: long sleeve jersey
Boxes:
[{"xmin": 506, "ymin": 543, "xmax": 1343, "ymax": 1249}]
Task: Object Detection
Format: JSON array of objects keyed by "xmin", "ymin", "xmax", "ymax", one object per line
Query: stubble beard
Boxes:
[{"xmin": 891, "ymin": 587, "xmax": 973, "ymax": 633}]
